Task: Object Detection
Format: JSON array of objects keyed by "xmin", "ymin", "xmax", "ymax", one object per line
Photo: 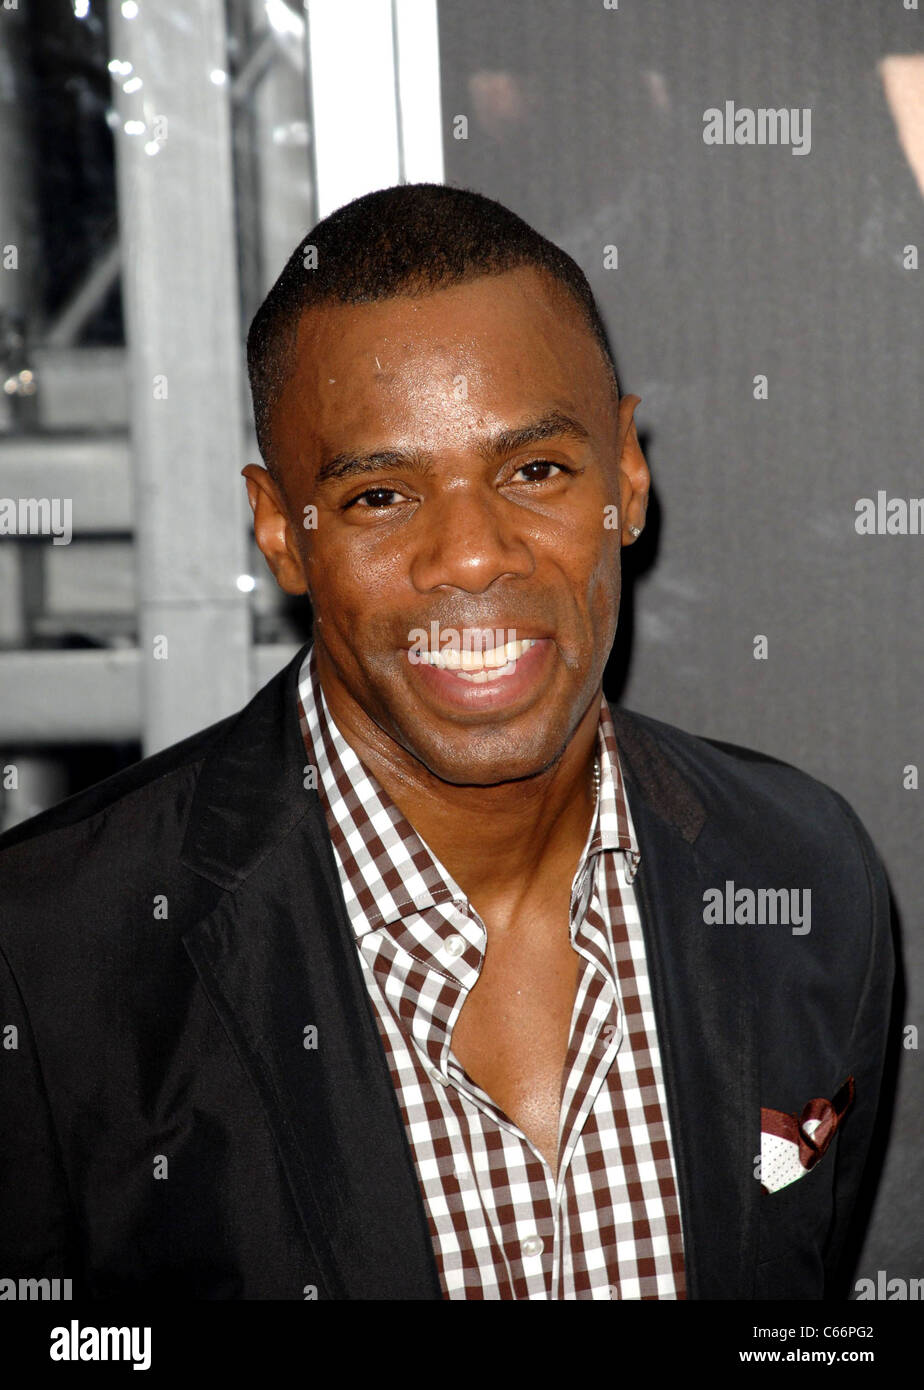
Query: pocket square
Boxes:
[{"xmin": 760, "ymin": 1076, "xmax": 855, "ymax": 1193}]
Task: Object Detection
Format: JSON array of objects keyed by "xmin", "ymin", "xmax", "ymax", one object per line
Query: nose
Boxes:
[{"xmin": 408, "ymin": 483, "xmax": 535, "ymax": 595}]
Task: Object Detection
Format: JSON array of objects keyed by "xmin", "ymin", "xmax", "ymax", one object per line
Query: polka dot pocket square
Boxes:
[{"xmin": 760, "ymin": 1077, "xmax": 855, "ymax": 1194}]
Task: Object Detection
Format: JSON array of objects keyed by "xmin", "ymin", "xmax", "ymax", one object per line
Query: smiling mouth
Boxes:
[
  {"xmin": 417, "ymin": 636, "xmax": 538, "ymax": 681},
  {"xmin": 405, "ymin": 633, "xmax": 553, "ymax": 710}
]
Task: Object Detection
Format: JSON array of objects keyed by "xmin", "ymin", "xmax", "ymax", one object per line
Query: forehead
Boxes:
[{"xmin": 273, "ymin": 266, "xmax": 614, "ymax": 460}]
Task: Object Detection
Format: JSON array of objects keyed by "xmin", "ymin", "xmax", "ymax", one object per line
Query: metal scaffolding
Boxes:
[{"xmin": 0, "ymin": 0, "xmax": 443, "ymax": 823}]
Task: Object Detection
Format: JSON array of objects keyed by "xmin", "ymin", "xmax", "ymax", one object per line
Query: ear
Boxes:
[
  {"xmin": 241, "ymin": 464, "xmax": 308, "ymax": 595},
  {"xmin": 615, "ymin": 394, "xmax": 650, "ymax": 545}
]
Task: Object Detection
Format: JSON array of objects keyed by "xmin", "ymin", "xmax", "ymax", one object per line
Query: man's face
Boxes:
[{"xmin": 245, "ymin": 265, "xmax": 648, "ymax": 787}]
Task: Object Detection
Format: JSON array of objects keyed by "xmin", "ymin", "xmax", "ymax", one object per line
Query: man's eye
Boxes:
[
  {"xmin": 514, "ymin": 460, "xmax": 567, "ymax": 482},
  {"xmin": 344, "ymin": 488, "xmax": 403, "ymax": 510}
]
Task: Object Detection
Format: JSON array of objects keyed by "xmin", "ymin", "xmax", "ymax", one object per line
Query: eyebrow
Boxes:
[{"xmin": 315, "ymin": 408, "xmax": 591, "ymax": 485}]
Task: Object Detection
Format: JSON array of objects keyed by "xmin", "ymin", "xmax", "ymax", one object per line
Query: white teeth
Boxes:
[
  {"xmin": 426, "ymin": 637, "xmax": 537, "ymax": 675},
  {"xmin": 449, "ymin": 664, "xmax": 512, "ymax": 683}
]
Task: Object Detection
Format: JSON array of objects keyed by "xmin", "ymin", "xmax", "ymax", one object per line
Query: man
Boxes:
[{"xmin": 0, "ymin": 184, "xmax": 893, "ymax": 1300}]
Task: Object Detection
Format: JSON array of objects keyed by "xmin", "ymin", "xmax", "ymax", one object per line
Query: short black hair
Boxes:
[{"xmin": 246, "ymin": 182, "xmax": 619, "ymax": 485}]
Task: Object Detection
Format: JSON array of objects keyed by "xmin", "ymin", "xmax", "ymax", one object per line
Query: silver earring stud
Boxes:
[{"xmin": 628, "ymin": 524, "xmax": 642, "ymax": 537}]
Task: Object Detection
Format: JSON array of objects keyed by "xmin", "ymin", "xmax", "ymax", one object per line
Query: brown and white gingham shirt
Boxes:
[{"xmin": 297, "ymin": 644, "xmax": 686, "ymax": 1300}]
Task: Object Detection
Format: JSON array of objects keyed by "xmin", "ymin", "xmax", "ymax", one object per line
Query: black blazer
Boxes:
[{"xmin": 0, "ymin": 644, "xmax": 894, "ymax": 1300}]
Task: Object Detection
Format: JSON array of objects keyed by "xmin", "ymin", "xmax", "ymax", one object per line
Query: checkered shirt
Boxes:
[{"xmin": 296, "ymin": 644, "xmax": 686, "ymax": 1300}]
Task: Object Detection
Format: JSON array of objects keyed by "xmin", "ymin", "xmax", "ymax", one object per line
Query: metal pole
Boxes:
[{"xmin": 107, "ymin": 0, "xmax": 251, "ymax": 755}]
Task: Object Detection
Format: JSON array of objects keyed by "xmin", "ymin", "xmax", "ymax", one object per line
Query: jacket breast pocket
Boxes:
[{"xmin": 754, "ymin": 1139, "xmax": 838, "ymax": 1299}]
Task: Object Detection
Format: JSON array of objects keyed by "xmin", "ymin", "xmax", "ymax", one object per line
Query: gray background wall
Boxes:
[{"xmin": 437, "ymin": 0, "xmax": 922, "ymax": 1283}]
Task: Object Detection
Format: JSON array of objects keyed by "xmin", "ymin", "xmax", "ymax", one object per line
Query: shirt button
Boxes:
[
  {"xmin": 444, "ymin": 934, "xmax": 465, "ymax": 958},
  {"xmin": 428, "ymin": 1066, "xmax": 447, "ymax": 1086},
  {"xmin": 521, "ymin": 1235, "xmax": 544, "ymax": 1258}
]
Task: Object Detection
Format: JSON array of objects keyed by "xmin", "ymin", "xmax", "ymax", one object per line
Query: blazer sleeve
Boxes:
[
  {"xmin": 821, "ymin": 789, "xmax": 896, "ymax": 1295},
  {"xmin": 0, "ymin": 941, "xmax": 81, "ymax": 1288}
]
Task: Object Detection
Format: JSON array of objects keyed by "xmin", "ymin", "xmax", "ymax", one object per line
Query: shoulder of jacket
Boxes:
[
  {"xmin": 612, "ymin": 702, "xmax": 835, "ymax": 792},
  {"xmin": 609, "ymin": 702, "xmax": 879, "ymax": 863},
  {"xmin": 0, "ymin": 710, "xmax": 236, "ymax": 859}
]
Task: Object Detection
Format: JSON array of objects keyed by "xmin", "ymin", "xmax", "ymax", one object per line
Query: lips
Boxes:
[{"xmin": 404, "ymin": 633, "xmax": 554, "ymax": 711}]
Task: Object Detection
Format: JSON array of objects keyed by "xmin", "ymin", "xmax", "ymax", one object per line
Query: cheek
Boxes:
[
  {"xmin": 305, "ymin": 540, "xmax": 408, "ymax": 668},
  {"xmin": 303, "ymin": 526, "xmax": 375, "ymax": 609},
  {"xmin": 585, "ymin": 539, "xmax": 622, "ymax": 628},
  {"xmin": 303, "ymin": 549, "xmax": 364, "ymax": 643},
  {"xmin": 308, "ymin": 517, "xmax": 410, "ymax": 597},
  {"xmin": 563, "ymin": 512, "xmax": 619, "ymax": 604}
]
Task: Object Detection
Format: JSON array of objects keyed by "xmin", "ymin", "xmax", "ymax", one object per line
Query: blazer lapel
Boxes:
[
  {"xmin": 611, "ymin": 706, "xmax": 760, "ymax": 1299},
  {"xmin": 179, "ymin": 644, "xmax": 442, "ymax": 1300}
]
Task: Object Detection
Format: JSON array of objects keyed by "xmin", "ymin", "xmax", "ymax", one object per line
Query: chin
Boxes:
[{"xmin": 406, "ymin": 719, "xmax": 577, "ymax": 789}]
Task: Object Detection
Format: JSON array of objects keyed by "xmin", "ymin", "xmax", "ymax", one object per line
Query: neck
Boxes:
[{"xmin": 319, "ymin": 678, "xmax": 603, "ymax": 928}]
